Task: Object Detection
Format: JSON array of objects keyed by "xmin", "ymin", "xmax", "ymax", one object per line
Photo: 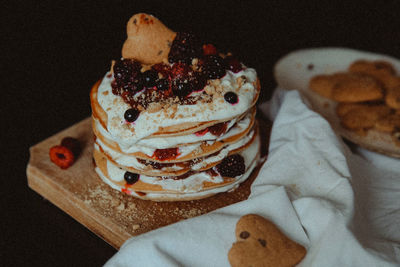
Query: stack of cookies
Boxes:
[
  {"xmin": 90, "ymin": 14, "xmax": 261, "ymax": 201},
  {"xmin": 309, "ymin": 60, "xmax": 400, "ymax": 145}
]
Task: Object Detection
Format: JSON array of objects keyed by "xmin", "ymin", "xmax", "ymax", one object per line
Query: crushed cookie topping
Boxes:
[{"xmin": 110, "ymin": 32, "xmax": 244, "ymax": 112}]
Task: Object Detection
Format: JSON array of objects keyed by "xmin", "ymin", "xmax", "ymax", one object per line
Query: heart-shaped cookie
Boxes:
[
  {"xmin": 122, "ymin": 13, "xmax": 176, "ymax": 64},
  {"xmin": 228, "ymin": 214, "xmax": 306, "ymax": 267}
]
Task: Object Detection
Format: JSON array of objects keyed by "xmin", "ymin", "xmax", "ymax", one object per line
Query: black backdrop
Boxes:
[{"xmin": 2, "ymin": 1, "xmax": 400, "ymax": 266}]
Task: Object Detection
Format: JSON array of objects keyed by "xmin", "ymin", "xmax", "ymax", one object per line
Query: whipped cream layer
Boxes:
[
  {"xmin": 94, "ymin": 130, "xmax": 260, "ymax": 200},
  {"xmin": 95, "ymin": 126, "xmax": 256, "ymax": 175},
  {"xmin": 93, "ymin": 109, "xmax": 254, "ymax": 155},
  {"xmin": 96, "ymin": 67, "xmax": 258, "ymax": 146}
]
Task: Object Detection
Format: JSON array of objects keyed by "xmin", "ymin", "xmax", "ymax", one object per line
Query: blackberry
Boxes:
[
  {"xmin": 156, "ymin": 78, "xmax": 170, "ymax": 91},
  {"xmin": 168, "ymin": 32, "xmax": 202, "ymax": 64},
  {"xmin": 216, "ymin": 154, "xmax": 245, "ymax": 177},
  {"xmin": 112, "ymin": 59, "xmax": 144, "ymax": 95},
  {"xmin": 202, "ymin": 55, "xmax": 227, "ymax": 79},
  {"xmin": 142, "ymin": 70, "xmax": 158, "ymax": 87},
  {"xmin": 172, "ymin": 80, "xmax": 193, "ymax": 97},
  {"xmin": 191, "ymin": 72, "xmax": 207, "ymax": 92}
]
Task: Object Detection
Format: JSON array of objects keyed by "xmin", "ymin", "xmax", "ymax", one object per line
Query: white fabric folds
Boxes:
[{"xmin": 105, "ymin": 89, "xmax": 400, "ymax": 267}]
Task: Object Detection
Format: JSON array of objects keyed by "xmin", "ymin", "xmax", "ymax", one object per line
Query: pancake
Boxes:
[
  {"xmin": 95, "ymin": 123, "xmax": 258, "ymax": 177},
  {"xmin": 93, "ymin": 108, "xmax": 256, "ymax": 162},
  {"xmin": 90, "ymin": 73, "xmax": 260, "ymax": 140},
  {"xmin": 93, "ymin": 126, "xmax": 260, "ymax": 201},
  {"xmin": 90, "ymin": 13, "xmax": 262, "ymax": 200}
]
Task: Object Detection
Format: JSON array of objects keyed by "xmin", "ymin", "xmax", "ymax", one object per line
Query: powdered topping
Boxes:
[{"xmin": 97, "ymin": 66, "xmax": 257, "ymax": 145}]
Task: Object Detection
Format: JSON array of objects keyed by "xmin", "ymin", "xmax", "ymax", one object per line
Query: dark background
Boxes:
[{"xmin": 2, "ymin": 0, "xmax": 400, "ymax": 266}]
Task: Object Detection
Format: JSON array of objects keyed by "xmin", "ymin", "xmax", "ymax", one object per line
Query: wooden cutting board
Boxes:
[{"xmin": 27, "ymin": 117, "xmax": 270, "ymax": 249}]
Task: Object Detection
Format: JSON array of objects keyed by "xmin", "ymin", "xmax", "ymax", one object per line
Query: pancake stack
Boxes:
[{"xmin": 90, "ymin": 13, "xmax": 261, "ymax": 201}]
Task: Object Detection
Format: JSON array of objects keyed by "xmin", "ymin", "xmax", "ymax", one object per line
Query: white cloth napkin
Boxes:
[{"xmin": 105, "ymin": 89, "xmax": 400, "ymax": 266}]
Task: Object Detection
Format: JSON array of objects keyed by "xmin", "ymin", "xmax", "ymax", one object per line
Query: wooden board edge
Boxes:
[{"xmin": 26, "ymin": 163, "xmax": 131, "ymax": 249}]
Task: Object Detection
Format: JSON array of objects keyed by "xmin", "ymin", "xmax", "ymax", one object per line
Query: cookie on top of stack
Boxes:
[{"xmin": 90, "ymin": 13, "xmax": 261, "ymax": 201}]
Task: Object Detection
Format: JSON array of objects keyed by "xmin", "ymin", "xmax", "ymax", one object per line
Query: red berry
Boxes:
[
  {"xmin": 153, "ymin": 148, "xmax": 180, "ymax": 161},
  {"xmin": 202, "ymin": 44, "xmax": 217, "ymax": 55},
  {"xmin": 152, "ymin": 63, "xmax": 171, "ymax": 78},
  {"xmin": 225, "ymin": 56, "xmax": 243, "ymax": 73},
  {"xmin": 216, "ymin": 154, "xmax": 245, "ymax": 177},
  {"xmin": 49, "ymin": 145, "xmax": 75, "ymax": 169},
  {"xmin": 195, "ymin": 128, "xmax": 209, "ymax": 136},
  {"xmin": 170, "ymin": 63, "xmax": 205, "ymax": 97},
  {"xmin": 171, "ymin": 62, "xmax": 192, "ymax": 79},
  {"xmin": 208, "ymin": 122, "xmax": 228, "ymax": 136}
]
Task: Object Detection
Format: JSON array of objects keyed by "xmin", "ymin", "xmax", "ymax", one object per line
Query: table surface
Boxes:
[{"xmin": 3, "ymin": 1, "xmax": 400, "ymax": 266}]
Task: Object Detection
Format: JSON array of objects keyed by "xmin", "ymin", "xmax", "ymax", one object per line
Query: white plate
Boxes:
[{"xmin": 274, "ymin": 47, "xmax": 400, "ymax": 158}]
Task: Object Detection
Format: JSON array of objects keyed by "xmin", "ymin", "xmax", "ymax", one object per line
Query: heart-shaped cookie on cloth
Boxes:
[{"xmin": 228, "ymin": 214, "xmax": 306, "ymax": 267}]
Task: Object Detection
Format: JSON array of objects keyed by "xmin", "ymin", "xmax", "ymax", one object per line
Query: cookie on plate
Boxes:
[
  {"xmin": 385, "ymin": 86, "xmax": 400, "ymax": 109},
  {"xmin": 339, "ymin": 104, "xmax": 392, "ymax": 132},
  {"xmin": 349, "ymin": 60, "xmax": 400, "ymax": 90},
  {"xmin": 228, "ymin": 214, "xmax": 306, "ymax": 267},
  {"xmin": 331, "ymin": 73, "xmax": 383, "ymax": 102},
  {"xmin": 374, "ymin": 113, "xmax": 400, "ymax": 133},
  {"xmin": 309, "ymin": 72, "xmax": 384, "ymax": 102}
]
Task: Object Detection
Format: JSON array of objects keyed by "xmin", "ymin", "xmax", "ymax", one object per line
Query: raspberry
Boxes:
[
  {"xmin": 49, "ymin": 145, "xmax": 75, "ymax": 169},
  {"xmin": 216, "ymin": 154, "xmax": 245, "ymax": 177},
  {"xmin": 195, "ymin": 128, "xmax": 209, "ymax": 136},
  {"xmin": 49, "ymin": 137, "xmax": 80, "ymax": 169},
  {"xmin": 202, "ymin": 44, "xmax": 217, "ymax": 55},
  {"xmin": 152, "ymin": 63, "xmax": 171, "ymax": 78},
  {"xmin": 171, "ymin": 62, "xmax": 192, "ymax": 79},
  {"xmin": 170, "ymin": 63, "xmax": 206, "ymax": 97},
  {"xmin": 153, "ymin": 148, "xmax": 180, "ymax": 161},
  {"xmin": 168, "ymin": 32, "xmax": 202, "ymax": 64},
  {"xmin": 208, "ymin": 122, "xmax": 228, "ymax": 136},
  {"xmin": 225, "ymin": 55, "xmax": 243, "ymax": 73}
]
